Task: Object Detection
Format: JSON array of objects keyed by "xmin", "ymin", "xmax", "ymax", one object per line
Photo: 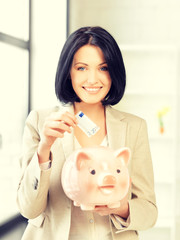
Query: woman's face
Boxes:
[{"xmin": 70, "ymin": 44, "xmax": 112, "ymax": 105}]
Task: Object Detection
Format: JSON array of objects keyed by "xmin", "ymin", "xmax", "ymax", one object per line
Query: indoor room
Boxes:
[{"xmin": 0, "ymin": 0, "xmax": 180, "ymax": 239}]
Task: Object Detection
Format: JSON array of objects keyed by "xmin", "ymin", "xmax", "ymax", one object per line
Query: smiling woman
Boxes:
[
  {"xmin": 55, "ymin": 26, "xmax": 126, "ymax": 106},
  {"xmin": 17, "ymin": 26, "xmax": 157, "ymax": 240},
  {"xmin": 70, "ymin": 45, "xmax": 112, "ymax": 105}
]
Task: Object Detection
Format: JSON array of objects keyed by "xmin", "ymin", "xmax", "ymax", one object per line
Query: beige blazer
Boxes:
[{"xmin": 17, "ymin": 104, "xmax": 158, "ymax": 240}]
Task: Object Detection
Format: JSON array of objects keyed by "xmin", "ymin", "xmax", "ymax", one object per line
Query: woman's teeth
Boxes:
[{"xmin": 84, "ymin": 87, "xmax": 101, "ymax": 92}]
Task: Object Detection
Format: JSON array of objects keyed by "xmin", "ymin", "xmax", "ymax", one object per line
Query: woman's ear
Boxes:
[
  {"xmin": 114, "ymin": 147, "xmax": 131, "ymax": 166},
  {"xmin": 76, "ymin": 151, "xmax": 91, "ymax": 170}
]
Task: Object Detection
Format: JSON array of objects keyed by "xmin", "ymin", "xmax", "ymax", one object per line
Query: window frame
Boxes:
[{"xmin": 0, "ymin": 0, "xmax": 31, "ymax": 113}]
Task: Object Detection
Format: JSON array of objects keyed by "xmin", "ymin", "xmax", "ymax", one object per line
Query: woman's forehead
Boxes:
[{"xmin": 73, "ymin": 45, "xmax": 106, "ymax": 64}]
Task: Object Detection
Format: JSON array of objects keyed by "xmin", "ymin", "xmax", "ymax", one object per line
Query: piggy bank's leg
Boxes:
[
  {"xmin": 80, "ymin": 204, "xmax": 95, "ymax": 211},
  {"xmin": 74, "ymin": 201, "xmax": 80, "ymax": 207},
  {"xmin": 108, "ymin": 202, "xmax": 121, "ymax": 208}
]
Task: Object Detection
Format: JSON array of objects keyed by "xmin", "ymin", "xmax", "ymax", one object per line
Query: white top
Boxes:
[{"xmin": 68, "ymin": 136, "xmax": 113, "ymax": 240}]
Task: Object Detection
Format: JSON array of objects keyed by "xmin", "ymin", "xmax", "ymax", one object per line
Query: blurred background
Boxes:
[{"xmin": 0, "ymin": 0, "xmax": 180, "ymax": 239}]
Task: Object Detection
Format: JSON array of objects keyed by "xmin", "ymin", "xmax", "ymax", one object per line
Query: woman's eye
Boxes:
[
  {"xmin": 77, "ymin": 67, "xmax": 86, "ymax": 71},
  {"xmin": 100, "ymin": 66, "xmax": 108, "ymax": 71}
]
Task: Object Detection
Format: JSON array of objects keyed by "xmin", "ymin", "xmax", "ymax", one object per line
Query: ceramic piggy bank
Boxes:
[{"xmin": 61, "ymin": 146, "xmax": 130, "ymax": 210}]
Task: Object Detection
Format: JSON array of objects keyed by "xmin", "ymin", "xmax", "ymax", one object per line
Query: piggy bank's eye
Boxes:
[
  {"xmin": 117, "ymin": 169, "xmax": 121, "ymax": 173},
  {"xmin": 90, "ymin": 169, "xmax": 96, "ymax": 175}
]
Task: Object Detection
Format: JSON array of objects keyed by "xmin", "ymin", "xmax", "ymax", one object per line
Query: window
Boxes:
[
  {"xmin": 0, "ymin": 0, "xmax": 30, "ymax": 224},
  {"xmin": 0, "ymin": 0, "xmax": 29, "ymax": 40}
]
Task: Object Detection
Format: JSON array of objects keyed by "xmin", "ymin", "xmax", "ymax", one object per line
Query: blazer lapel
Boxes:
[{"xmin": 106, "ymin": 106, "xmax": 127, "ymax": 150}]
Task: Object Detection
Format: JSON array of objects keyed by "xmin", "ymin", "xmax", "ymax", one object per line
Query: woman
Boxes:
[{"xmin": 17, "ymin": 26, "xmax": 158, "ymax": 240}]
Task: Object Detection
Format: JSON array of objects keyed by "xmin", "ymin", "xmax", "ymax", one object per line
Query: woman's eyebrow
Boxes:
[
  {"xmin": 73, "ymin": 61, "xmax": 107, "ymax": 66},
  {"xmin": 74, "ymin": 62, "xmax": 88, "ymax": 66},
  {"xmin": 99, "ymin": 62, "xmax": 107, "ymax": 66}
]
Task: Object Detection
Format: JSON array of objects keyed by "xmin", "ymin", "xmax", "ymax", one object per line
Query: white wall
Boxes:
[
  {"xmin": 69, "ymin": 0, "xmax": 180, "ymax": 46},
  {"xmin": 31, "ymin": 0, "xmax": 67, "ymax": 110}
]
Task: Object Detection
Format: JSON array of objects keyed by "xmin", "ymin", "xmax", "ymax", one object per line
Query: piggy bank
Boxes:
[{"xmin": 61, "ymin": 146, "xmax": 130, "ymax": 210}]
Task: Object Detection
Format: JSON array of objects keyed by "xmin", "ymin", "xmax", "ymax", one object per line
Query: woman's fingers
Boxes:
[
  {"xmin": 44, "ymin": 128, "xmax": 65, "ymax": 138},
  {"xmin": 47, "ymin": 120, "xmax": 72, "ymax": 134},
  {"xmin": 48, "ymin": 111, "xmax": 77, "ymax": 127},
  {"xmin": 46, "ymin": 111, "xmax": 78, "ymax": 134},
  {"xmin": 43, "ymin": 111, "xmax": 77, "ymax": 139},
  {"xmin": 40, "ymin": 111, "xmax": 77, "ymax": 148}
]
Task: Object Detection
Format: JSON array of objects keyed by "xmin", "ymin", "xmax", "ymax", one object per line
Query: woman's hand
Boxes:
[
  {"xmin": 40, "ymin": 111, "xmax": 77, "ymax": 147},
  {"xmin": 93, "ymin": 192, "xmax": 129, "ymax": 219},
  {"xmin": 38, "ymin": 111, "xmax": 77, "ymax": 163}
]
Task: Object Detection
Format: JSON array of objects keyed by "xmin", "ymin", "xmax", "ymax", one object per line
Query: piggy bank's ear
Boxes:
[
  {"xmin": 76, "ymin": 151, "xmax": 91, "ymax": 170},
  {"xmin": 114, "ymin": 147, "xmax": 131, "ymax": 166}
]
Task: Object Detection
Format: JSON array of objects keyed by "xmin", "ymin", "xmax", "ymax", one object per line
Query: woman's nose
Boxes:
[{"xmin": 87, "ymin": 70, "xmax": 98, "ymax": 84}]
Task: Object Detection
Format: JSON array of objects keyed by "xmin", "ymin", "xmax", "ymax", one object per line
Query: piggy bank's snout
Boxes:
[{"xmin": 101, "ymin": 175, "xmax": 116, "ymax": 186}]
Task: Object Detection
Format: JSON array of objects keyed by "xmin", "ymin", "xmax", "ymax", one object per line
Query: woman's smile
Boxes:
[{"xmin": 82, "ymin": 86, "xmax": 103, "ymax": 94}]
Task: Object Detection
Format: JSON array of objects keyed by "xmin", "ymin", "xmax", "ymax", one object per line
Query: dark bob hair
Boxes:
[{"xmin": 55, "ymin": 26, "xmax": 126, "ymax": 106}]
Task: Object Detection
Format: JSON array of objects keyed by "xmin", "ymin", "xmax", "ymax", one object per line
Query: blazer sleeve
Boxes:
[
  {"xmin": 111, "ymin": 119, "xmax": 158, "ymax": 232},
  {"xmin": 17, "ymin": 110, "xmax": 52, "ymax": 219}
]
